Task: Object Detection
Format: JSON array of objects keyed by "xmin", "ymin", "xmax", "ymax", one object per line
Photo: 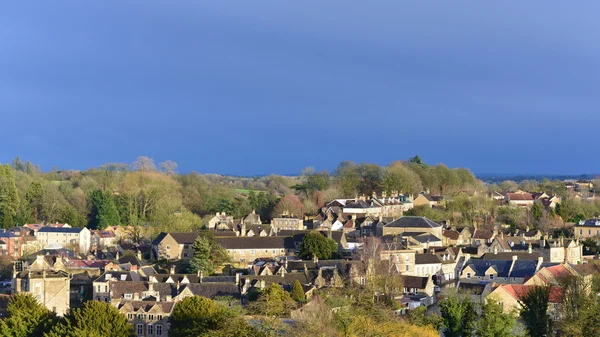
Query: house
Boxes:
[
  {"xmin": 413, "ymin": 252, "xmax": 442, "ymax": 280},
  {"xmin": 216, "ymin": 236, "xmax": 296, "ymax": 265},
  {"xmin": 471, "ymin": 228, "xmax": 496, "ymax": 245},
  {"xmin": 540, "ymin": 238, "xmax": 583, "ymax": 264},
  {"xmin": 381, "ymin": 216, "xmax": 443, "ymax": 238},
  {"xmin": 524, "ymin": 264, "xmax": 574, "ymax": 286},
  {"xmin": 460, "ymin": 255, "xmax": 543, "ymax": 285},
  {"xmin": 12, "ymin": 267, "xmax": 70, "ymax": 316},
  {"xmin": 505, "ymin": 192, "xmax": 534, "ymax": 207},
  {"xmin": 242, "ymin": 210, "xmax": 261, "ymax": 226},
  {"xmin": 271, "ymin": 217, "xmax": 304, "ymax": 231},
  {"xmin": 207, "ymin": 212, "xmax": 234, "ymax": 230},
  {"xmin": 151, "ymin": 232, "xmax": 199, "ymax": 260},
  {"xmin": 0, "ymin": 231, "xmax": 23, "ymax": 257},
  {"xmin": 413, "ymin": 194, "xmax": 443, "ymax": 208},
  {"xmin": 575, "ymin": 218, "xmax": 600, "ymax": 239},
  {"xmin": 442, "ymin": 227, "xmax": 471, "ymax": 246},
  {"xmin": 343, "ymin": 199, "xmax": 383, "ymax": 216},
  {"xmin": 379, "ymin": 237, "xmax": 416, "ymax": 274},
  {"xmin": 487, "ymin": 284, "xmax": 563, "ymax": 317},
  {"xmin": 118, "ymin": 301, "xmax": 172, "ymax": 337},
  {"xmin": 91, "ymin": 230, "xmax": 117, "ymax": 250},
  {"xmin": 35, "ymin": 227, "xmax": 91, "ymax": 253}
]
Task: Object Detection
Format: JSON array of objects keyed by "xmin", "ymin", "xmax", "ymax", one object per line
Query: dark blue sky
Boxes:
[{"xmin": 1, "ymin": 2, "xmax": 599, "ymax": 175}]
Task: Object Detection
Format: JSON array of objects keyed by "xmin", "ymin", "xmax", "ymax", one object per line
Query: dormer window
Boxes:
[
  {"xmin": 466, "ymin": 273, "xmax": 471, "ymax": 279},
  {"xmin": 489, "ymin": 274, "xmax": 494, "ymax": 280},
  {"xmin": 120, "ymin": 275, "xmax": 127, "ymax": 281},
  {"xmin": 124, "ymin": 293, "xmax": 133, "ymax": 299}
]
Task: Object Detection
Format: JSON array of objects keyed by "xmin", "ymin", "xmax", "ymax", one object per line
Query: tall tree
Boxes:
[
  {"xmin": 0, "ymin": 164, "xmax": 20, "ymax": 228},
  {"xmin": 384, "ymin": 161, "xmax": 423, "ymax": 195},
  {"xmin": 45, "ymin": 301, "xmax": 132, "ymax": 337},
  {"xmin": 291, "ymin": 280, "xmax": 306, "ymax": 303},
  {"xmin": 273, "ymin": 194, "xmax": 304, "ymax": 217},
  {"xmin": 519, "ymin": 286, "xmax": 553, "ymax": 337},
  {"xmin": 88, "ymin": 189, "xmax": 121, "ymax": 230},
  {"xmin": 334, "ymin": 161, "xmax": 361, "ymax": 197},
  {"xmin": 190, "ymin": 232, "xmax": 230, "ymax": 275},
  {"xmin": 248, "ymin": 283, "xmax": 296, "ymax": 317},
  {"xmin": 131, "ymin": 156, "xmax": 156, "ymax": 172},
  {"xmin": 159, "ymin": 160, "xmax": 178, "ymax": 175},
  {"xmin": 476, "ymin": 300, "xmax": 515, "ymax": 337},
  {"xmin": 439, "ymin": 294, "xmax": 476, "ymax": 337}
]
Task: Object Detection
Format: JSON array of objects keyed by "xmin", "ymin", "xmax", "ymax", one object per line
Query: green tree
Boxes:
[
  {"xmin": 439, "ymin": 294, "xmax": 476, "ymax": 337},
  {"xmin": 334, "ymin": 161, "xmax": 361, "ymax": 197},
  {"xmin": 409, "ymin": 155, "xmax": 425, "ymax": 166},
  {"xmin": 476, "ymin": 300, "xmax": 515, "ymax": 337},
  {"xmin": 531, "ymin": 201, "xmax": 543, "ymax": 221},
  {"xmin": 88, "ymin": 189, "xmax": 120, "ymax": 229},
  {"xmin": 25, "ymin": 181, "xmax": 43, "ymax": 221},
  {"xmin": 169, "ymin": 296, "xmax": 262, "ymax": 337},
  {"xmin": 0, "ymin": 164, "xmax": 20, "ymax": 228},
  {"xmin": 45, "ymin": 301, "xmax": 132, "ymax": 337},
  {"xmin": 0, "ymin": 293, "xmax": 57, "ymax": 337},
  {"xmin": 248, "ymin": 283, "xmax": 296, "ymax": 317},
  {"xmin": 406, "ymin": 306, "xmax": 443, "ymax": 330},
  {"xmin": 384, "ymin": 161, "xmax": 422, "ymax": 195},
  {"xmin": 519, "ymin": 286, "xmax": 553, "ymax": 337},
  {"xmin": 298, "ymin": 231, "xmax": 338, "ymax": 260},
  {"xmin": 190, "ymin": 232, "xmax": 231, "ymax": 275},
  {"xmin": 291, "ymin": 280, "xmax": 306, "ymax": 303}
]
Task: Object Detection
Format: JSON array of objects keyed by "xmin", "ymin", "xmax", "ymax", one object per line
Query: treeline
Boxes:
[{"xmin": 0, "ymin": 155, "xmax": 480, "ymax": 239}]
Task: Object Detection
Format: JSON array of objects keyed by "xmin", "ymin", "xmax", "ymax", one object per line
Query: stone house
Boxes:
[
  {"xmin": 152, "ymin": 232, "xmax": 200, "ymax": 260},
  {"xmin": 505, "ymin": 192, "xmax": 534, "ymax": 207},
  {"xmin": 12, "ymin": 268, "xmax": 70, "ymax": 316},
  {"xmin": 442, "ymin": 227, "xmax": 471, "ymax": 246},
  {"xmin": 413, "ymin": 194, "xmax": 443, "ymax": 208},
  {"xmin": 241, "ymin": 210, "xmax": 262, "ymax": 226},
  {"xmin": 541, "ymin": 238, "xmax": 583, "ymax": 264},
  {"xmin": 271, "ymin": 217, "xmax": 304, "ymax": 231},
  {"xmin": 487, "ymin": 284, "xmax": 563, "ymax": 317},
  {"xmin": 207, "ymin": 212, "xmax": 235, "ymax": 230}
]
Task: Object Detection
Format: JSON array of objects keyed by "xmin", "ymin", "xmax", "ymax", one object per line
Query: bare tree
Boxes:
[
  {"xmin": 159, "ymin": 160, "xmax": 178, "ymax": 175},
  {"xmin": 131, "ymin": 156, "xmax": 156, "ymax": 172}
]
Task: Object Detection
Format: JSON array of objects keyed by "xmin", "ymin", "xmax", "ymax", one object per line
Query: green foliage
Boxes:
[
  {"xmin": 531, "ymin": 201, "xmax": 543, "ymax": 221},
  {"xmin": 190, "ymin": 232, "xmax": 231, "ymax": 275},
  {"xmin": 169, "ymin": 296, "xmax": 263, "ymax": 337},
  {"xmin": 406, "ymin": 306, "xmax": 443, "ymax": 330},
  {"xmin": 519, "ymin": 286, "xmax": 553, "ymax": 337},
  {"xmin": 45, "ymin": 301, "xmax": 132, "ymax": 337},
  {"xmin": 248, "ymin": 283, "xmax": 296, "ymax": 317},
  {"xmin": 0, "ymin": 293, "xmax": 57, "ymax": 337},
  {"xmin": 299, "ymin": 231, "xmax": 338, "ymax": 260},
  {"xmin": 476, "ymin": 300, "xmax": 515, "ymax": 337},
  {"xmin": 291, "ymin": 280, "xmax": 306, "ymax": 303},
  {"xmin": 0, "ymin": 164, "xmax": 20, "ymax": 228},
  {"xmin": 88, "ymin": 189, "xmax": 120, "ymax": 229},
  {"xmin": 439, "ymin": 294, "xmax": 476, "ymax": 337}
]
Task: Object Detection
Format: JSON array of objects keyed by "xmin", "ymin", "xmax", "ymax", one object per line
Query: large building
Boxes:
[
  {"xmin": 12, "ymin": 266, "xmax": 70, "ymax": 316},
  {"xmin": 35, "ymin": 227, "xmax": 91, "ymax": 253}
]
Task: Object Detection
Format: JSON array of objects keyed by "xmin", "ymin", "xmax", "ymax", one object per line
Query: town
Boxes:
[{"xmin": 1, "ymin": 157, "xmax": 600, "ymax": 336}]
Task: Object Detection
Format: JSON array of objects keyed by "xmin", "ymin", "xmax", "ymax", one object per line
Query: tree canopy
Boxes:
[
  {"xmin": 45, "ymin": 301, "xmax": 133, "ymax": 337},
  {"xmin": 298, "ymin": 231, "xmax": 338, "ymax": 260}
]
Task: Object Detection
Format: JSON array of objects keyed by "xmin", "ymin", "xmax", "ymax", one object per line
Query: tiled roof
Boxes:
[
  {"xmin": 415, "ymin": 254, "xmax": 441, "ymax": 265},
  {"xmin": 472, "ymin": 229, "xmax": 494, "ymax": 240},
  {"xmin": 510, "ymin": 260, "xmax": 539, "ymax": 278},
  {"xmin": 443, "ymin": 230, "xmax": 460, "ymax": 240},
  {"xmin": 401, "ymin": 275, "xmax": 429, "ymax": 289},
  {"xmin": 481, "ymin": 252, "xmax": 541, "ymax": 261},
  {"xmin": 501, "ymin": 284, "xmax": 563, "ymax": 303},
  {"xmin": 464, "ymin": 260, "xmax": 512, "ymax": 277},
  {"xmin": 506, "ymin": 193, "xmax": 534, "ymax": 201}
]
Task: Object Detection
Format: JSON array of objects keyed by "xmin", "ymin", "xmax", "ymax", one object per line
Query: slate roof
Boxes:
[
  {"xmin": 463, "ymin": 260, "xmax": 513, "ymax": 277},
  {"xmin": 443, "ymin": 230, "xmax": 460, "ymax": 240},
  {"xmin": 472, "ymin": 229, "xmax": 494, "ymax": 240},
  {"xmin": 509, "ymin": 260, "xmax": 539, "ymax": 278},
  {"xmin": 458, "ymin": 283, "xmax": 486, "ymax": 295},
  {"xmin": 506, "ymin": 193, "xmax": 534, "ymax": 201},
  {"xmin": 384, "ymin": 216, "xmax": 442, "ymax": 228},
  {"xmin": 181, "ymin": 283, "xmax": 241, "ymax": 299},
  {"xmin": 37, "ymin": 227, "xmax": 85, "ymax": 234},
  {"xmin": 117, "ymin": 301, "xmax": 175, "ymax": 313},
  {"xmin": 152, "ymin": 232, "xmax": 201, "ymax": 245}
]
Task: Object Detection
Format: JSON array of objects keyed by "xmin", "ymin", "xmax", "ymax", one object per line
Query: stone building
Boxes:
[{"xmin": 12, "ymin": 268, "xmax": 70, "ymax": 316}]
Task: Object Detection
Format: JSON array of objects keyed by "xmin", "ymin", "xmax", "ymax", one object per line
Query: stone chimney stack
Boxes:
[
  {"xmin": 170, "ymin": 265, "xmax": 175, "ymax": 275},
  {"xmin": 528, "ymin": 243, "xmax": 533, "ymax": 254},
  {"xmin": 494, "ymin": 246, "xmax": 498, "ymax": 255}
]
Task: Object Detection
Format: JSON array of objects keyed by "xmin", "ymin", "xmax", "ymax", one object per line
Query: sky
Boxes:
[{"xmin": 1, "ymin": 2, "xmax": 600, "ymax": 175}]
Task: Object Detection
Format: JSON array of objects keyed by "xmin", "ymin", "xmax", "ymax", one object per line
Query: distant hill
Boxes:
[{"xmin": 476, "ymin": 173, "xmax": 598, "ymax": 183}]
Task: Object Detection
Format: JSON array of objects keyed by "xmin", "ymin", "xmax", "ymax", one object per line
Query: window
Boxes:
[
  {"xmin": 149, "ymin": 314, "xmax": 154, "ymax": 320},
  {"xmin": 466, "ymin": 273, "xmax": 471, "ymax": 279},
  {"xmin": 489, "ymin": 274, "xmax": 494, "ymax": 280},
  {"xmin": 124, "ymin": 294, "xmax": 133, "ymax": 299},
  {"xmin": 251, "ymin": 250, "xmax": 255, "ymax": 255},
  {"xmin": 147, "ymin": 324, "xmax": 154, "ymax": 335},
  {"xmin": 183, "ymin": 253, "xmax": 188, "ymax": 258},
  {"xmin": 405, "ymin": 255, "xmax": 409, "ymax": 261},
  {"xmin": 104, "ymin": 285, "xmax": 108, "ymax": 292},
  {"xmin": 360, "ymin": 277, "xmax": 366, "ymax": 285},
  {"xmin": 272, "ymin": 249, "xmax": 276, "ymax": 254},
  {"xmin": 137, "ymin": 324, "xmax": 144, "ymax": 335},
  {"xmin": 406, "ymin": 265, "xmax": 409, "ymax": 271},
  {"xmin": 128, "ymin": 314, "xmax": 133, "ymax": 320},
  {"xmin": 166, "ymin": 245, "xmax": 170, "ymax": 250},
  {"xmin": 157, "ymin": 315, "xmax": 163, "ymax": 320},
  {"xmin": 138, "ymin": 314, "xmax": 143, "ymax": 319},
  {"xmin": 156, "ymin": 325, "xmax": 163, "ymax": 336},
  {"xmin": 96, "ymin": 285, "xmax": 101, "ymax": 292},
  {"xmin": 183, "ymin": 244, "xmax": 189, "ymax": 249}
]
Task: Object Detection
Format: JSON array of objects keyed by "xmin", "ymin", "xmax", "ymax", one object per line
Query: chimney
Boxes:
[
  {"xmin": 170, "ymin": 265, "xmax": 175, "ymax": 275},
  {"xmin": 252, "ymin": 210, "xmax": 256, "ymax": 215},
  {"xmin": 137, "ymin": 250, "xmax": 142, "ymax": 261},
  {"xmin": 197, "ymin": 269, "xmax": 200, "ymax": 277},
  {"xmin": 165, "ymin": 295, "xmax": 172, "ymax": 301},
  {"xmin": 133, "ymin": 293, "xmax": 140, "ymax": 300},
  {"xmin": 528, "ymin": 243, "xmax": 533, "ymax": 254},
  {"xmin": 313, "ymin": 254, "xmax": 318, "ymax": 263},
  {"xmin": 327, "ymin": 228, "xmax": 332, "ymax": 239},
  {"xmin": 537, "ymin": 256, "xmax": 544, "ymax": 268},
  {"xmin": 260, "ymin": 279, "xmax": 265, "ymax": 289},
  {"xmin": 494, "ymin": 246, "xmax": 498, "ymax": 255},
  {"xmin": 241, "ymin": 222, "xmax": 246, "ymax": 237},
  {"xmin": 303, "ymin": 263, "xmax": 307, "ymax": 274},
  {"xmin": 200, "ymin": 271, "xmax": 203, "ymax": 283},
  {"xmin": 284, "ymin": 258, "xmax": 288, "ymax": 270},
  {"xmin": 148, "ymin": 281, "xmax": 154, "ymax": 292},
  {"xmin": 235, "ymin": 273, "xmax": 240, "ymax": 285}
]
